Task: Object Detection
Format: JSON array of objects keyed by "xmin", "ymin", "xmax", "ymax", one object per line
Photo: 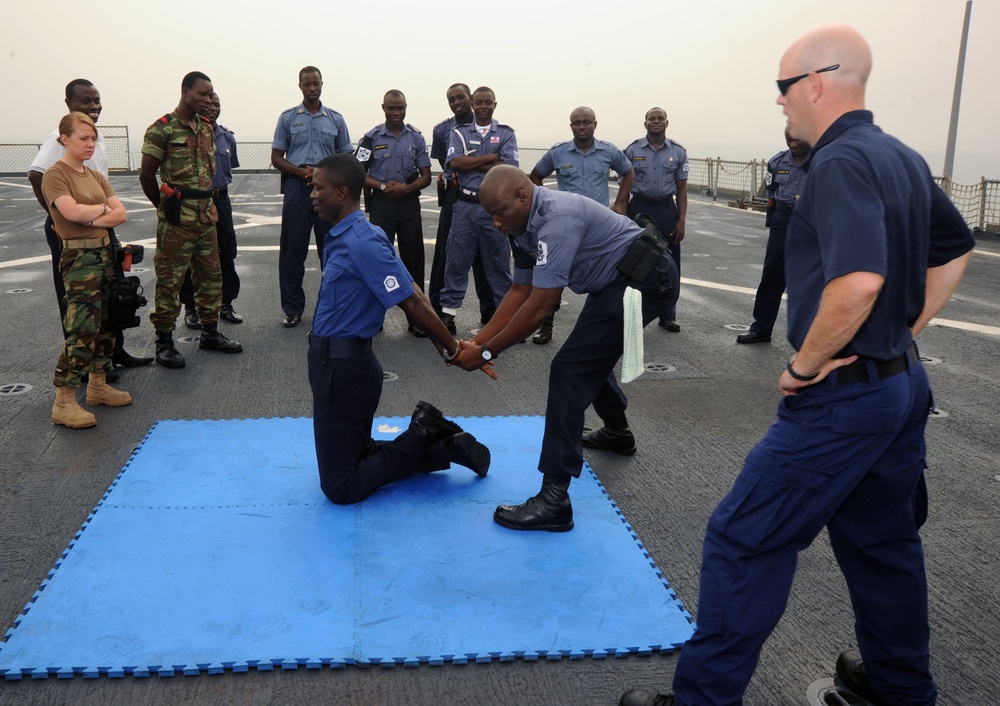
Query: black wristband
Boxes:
[{"xmin": 786, "ymin": 361, "xmax": 819, "ymax": 381}]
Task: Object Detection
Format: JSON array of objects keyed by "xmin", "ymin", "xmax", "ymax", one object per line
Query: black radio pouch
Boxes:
[{"xmin": 616, "ymin": 219, "xmax": 669, "ymax": 284}]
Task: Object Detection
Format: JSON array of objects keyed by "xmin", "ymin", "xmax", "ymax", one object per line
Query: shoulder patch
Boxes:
[
  {"xmin": 157, "ymin": 113, "xmax": 172, "ymax": 124},
  {"xmin": 383, "ymin": 275, "xmax": 400, "ymax": 293}
]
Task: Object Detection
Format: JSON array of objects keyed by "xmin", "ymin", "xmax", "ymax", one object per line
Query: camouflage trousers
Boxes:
[
  {"xmin": 150, "ymin": 217, "xmax": 222, "ymax": 333},
  {"xmin": 54, "ymin": 245, "xmax": 115, "ymax": 389}
]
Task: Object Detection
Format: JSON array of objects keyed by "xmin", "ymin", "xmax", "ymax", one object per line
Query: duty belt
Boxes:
[
  {"xmin": 62, "ymin": 234, "xmax": 110, "ymax": 249},
  {"xmin": 774, "ymin": 201, "xmax": 796, "ymax": 214},
  {"xmin": 212, "ymin": 186, "xmax": 228, "ymax": 198},
  {"xmin": 834, "ymin": 343, "xmax": 918, "ymax": 385},
  {"xmin": 631, "ymin": 193, "xmax": 675, "ymax": 207},
  {"xmin": 308, "ymin": 333, "xmax": 373, "ymax": 359},
  {"xmin": 166, "ymin": 184, "xmax": 213, "ymax": 200},
  {"xmin": 456, "ymin": 188, "xmax": 480, "ymax": 204}
]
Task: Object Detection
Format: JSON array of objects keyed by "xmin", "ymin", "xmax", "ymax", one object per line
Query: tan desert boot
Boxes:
[
  {"xmin": 51, "ymin": 385, "xmax": 97, "ymax": 429},
  {"xmin": 85, "ymin": 371, "xmax": 133, "ymax": 407}
]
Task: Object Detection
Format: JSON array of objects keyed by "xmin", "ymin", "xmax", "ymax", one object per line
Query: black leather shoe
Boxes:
[
  {"xmin": 184, "ymin": 308, "xmax": 202, "ymax": 330},
  {"xmin": 155, "ymin": 334, "xmax": 185, "ymax": 369},
  {"xmin": 836, "ymin": 650, "xmax": 887, "ymax": 705},
  {"xmin": 494, "ymin": 477, "xmax": 574, "ymax": 532},
  {"xmin": 736, "ymin": 330, "xmax": 771, "ymax": 344},
  {"xmin": 440, "ymin": 432, "xmax": 490, "ymax": 477},
  {"xmin": 658, "ymin": 319, "xmax": 680, "ymax": 332},
  {"xmin": 410, "ymin": 401, "xmax": 464, "ymax": 443},
  {"xmin": 199, "ymin": 324, "xmax": 243, "ymax": 353},
  {"xmin": 112, "ymin": 350, "xmax": 154, "ymax": 367},
  {"xmin": 221, "ymin": 304, "xmax": 243, "ymax": 324},
  {"xmin": 582, "ymin": 427, "xmax": 637, "ymax": 456},
  {"xmin": 408, "ymin": 324, "xmax": 428, "ymax": 338},
  {"xmin": 439, "ymin": 312, "xmax": 457, "ymax": 335},
  {"xmin": 619, "ymin": 690, "xmax": 675, "ymax": 706},
  {"xmin": 283, "ymin": 313, "xmax": 302, "ymax": 328},
  {"xmin": 532, "ymin": 313, "xmax": 554, "ymax": 345}
]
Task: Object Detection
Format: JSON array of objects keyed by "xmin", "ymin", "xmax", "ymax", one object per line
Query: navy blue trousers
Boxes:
[
  {"xmin": 748, "ymin": 211, "xmax": 790, "ymax": 336},
  {"xmin": 539, "ymin": 255, "xmax": 677, "ymax": 480},
  {"xmin": 628, "ymin": 197, "xmax": 681, "ymax": 321},
  {"xmin": 368, "ymin": 191, "xmax": 425, "ymax": 291},
  {"xmin": 280, "ymin": 176, "xmax": 331, "ymax": 317},
  {"xmin": 439, "ymin": 200, "xmax": 511, "ymax": 312},
  {"xmin": 673, "ymin": 361, "xmax": 936, "ymax": 706},
  {"xmin": 428, "ymin": 185, "xmax": 495, "ymax": 316}
]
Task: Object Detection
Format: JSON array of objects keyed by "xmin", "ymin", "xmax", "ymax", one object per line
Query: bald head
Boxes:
[
  {"xmin": 778, "ymin": 25, "xmax": 871, "ymax": 145},
  {"xmin": 480, "ymin": 165, "xmax": 535, "ymax": 236},
  {"xmin": 782, "ymin": 25, "xmax": 871, "ymax": 96},
  {"xmin": 481, "ymin": 165, "xmax": 532, "ymax": 204}
]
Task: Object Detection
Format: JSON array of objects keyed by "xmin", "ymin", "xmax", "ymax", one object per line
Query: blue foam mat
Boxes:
[{"xmin": 0, "ymin": 416, "xmax": 693, "ymax": 679}]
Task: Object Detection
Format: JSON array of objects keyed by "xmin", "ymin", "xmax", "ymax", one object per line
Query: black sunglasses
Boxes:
[{"xmin": 776, "ymin": 64, "xmax": 840, "ymax": 95}]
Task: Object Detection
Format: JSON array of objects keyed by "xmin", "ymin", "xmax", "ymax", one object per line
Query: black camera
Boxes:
[{"xmin": 106, "ymin": 275, "xmax": 147, "ymax": 330}]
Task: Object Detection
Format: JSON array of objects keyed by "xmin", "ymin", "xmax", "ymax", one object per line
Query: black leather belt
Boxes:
[
  {"xmin": 308, "ymin": 333, "xmax": 373, "ymax": 358},
  {"xmin": 774, "ymin": 201, "xmax": 796, "ymax": 214},
  {"xmin": 166, "ymin": 184, "xmax": 213, "ymax": 200},
  {"xmin": 212, "ymin": 187, "xmax": 228, "ymax": 197},
  {"xmin": 836, "ymin": 343, "xmax": 918, "ymax": 385},
  {"xmin": 456, "ymin": 188, "xmax": 480, "ymax": 204},
  {"xmin": 631, "ymin": 193, "xmax": 675, "ymax": 207}
]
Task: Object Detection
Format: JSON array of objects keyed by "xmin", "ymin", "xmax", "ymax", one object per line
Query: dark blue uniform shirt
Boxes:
[
  {"xmin": 212, "ymin": 123, "xmax": 239, "ymax": 189},
  {"xmin": 787, "ymin": 110, "xmax": 974, "ymax": 359},
  {"xmin": 356, "ymin": 123, "xmax": 430, "ymax": 183},
  {"xmin": 765, "ymin": 148, "xmax": 806, "ymax": 206},
  {"xmin": 311, "ymin": 210, "xmax": 415, "ymax": 338}
]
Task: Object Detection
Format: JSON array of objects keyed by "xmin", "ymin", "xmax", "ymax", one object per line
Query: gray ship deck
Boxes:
[{"xmin": 0, "ymin": 174, "xmax": 997, "ymax": 705}]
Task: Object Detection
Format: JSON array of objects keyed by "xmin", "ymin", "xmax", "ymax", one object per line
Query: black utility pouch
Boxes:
[
  {"xmin": 163, "ymin": 191, "xmax": 183, "ymax": 225},
  {"xmin": 616, "ymin": 221, "xmax": 668, "ymax": 283}
]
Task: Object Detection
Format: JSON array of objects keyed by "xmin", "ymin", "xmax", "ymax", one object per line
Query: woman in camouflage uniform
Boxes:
[{"xmin": 41, "ymin": 112, "xmax": 133, "ymax": 428}]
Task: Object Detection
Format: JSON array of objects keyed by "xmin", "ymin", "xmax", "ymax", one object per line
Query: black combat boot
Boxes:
[
  {"xmin": 155, "ymin": 332, "xmax": 185, "ymax": 369},
  {"xmin": 199, "ymin": 322, "xmax": 243, "ymax": 353},
  {"xmin": 410, "ymin": 401, "xmax": 464, "ymax": 443},
  {"xmin": 494, "ymin": 476, "xmax": 574, "ymax": 532}
]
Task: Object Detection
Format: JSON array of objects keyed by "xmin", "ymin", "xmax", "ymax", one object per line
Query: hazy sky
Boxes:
[{"xmin": 4, "ymin": 0, "xmax": 997, "ymax": 182}]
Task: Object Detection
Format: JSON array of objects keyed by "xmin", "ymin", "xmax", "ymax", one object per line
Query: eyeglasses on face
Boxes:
[{"xmin": 776, "ymin": 64, "xmax": 840, "ymax": 96}]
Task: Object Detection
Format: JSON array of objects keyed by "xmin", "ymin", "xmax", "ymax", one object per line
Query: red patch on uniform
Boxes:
[{"xmin": 490, "ymin": 136, "xmax": 499, "ymax": 144}]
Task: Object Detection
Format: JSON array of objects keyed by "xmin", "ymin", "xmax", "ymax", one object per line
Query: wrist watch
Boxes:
[
  {"xmin": 379, "ymin": 182, "xmax": 387, "ymax": 191},
  {"xmin": 480, "ymin": 344, "xmax": 493, "ymax": 362}
]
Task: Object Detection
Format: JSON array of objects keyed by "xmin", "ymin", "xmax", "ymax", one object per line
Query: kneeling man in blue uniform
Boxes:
[
  {"xmin": 453, "ymin": 165, "xmax": 678, "ymax": 532},
  {"xmin": 308, "ymin": 154, "xmax": 490, "ymax": 504}
]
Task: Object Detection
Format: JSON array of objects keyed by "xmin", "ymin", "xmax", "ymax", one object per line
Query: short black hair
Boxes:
[
  {"xmin": 316, "ymin": 154, "xmax": 365, "ymax": 201},
  {"xmin": 383, "ymin": 89, "xmax": 405, "ymax": 102},
  {"xmin": 64, "ymin": 79, "xmax": 94, "ymax": 101},
  {"xmin": 299, "ymin": 66, "xmax": 322, "ymax": 82},
  {"xmin": 182, "ymin": 71, "xmax": 212, "ymax": 90},
  {"xmin": 448, "ymin": 83, "xmax": 471, "ymax": 95},
  {"xmin": 472, "ymin": 86, "xmax": 495, "ymax": 99}
]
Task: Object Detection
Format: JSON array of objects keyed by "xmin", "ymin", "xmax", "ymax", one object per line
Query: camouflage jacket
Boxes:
[{"xmin": 142, "ymin": 110, "xmax": 217, "ymax": 226}]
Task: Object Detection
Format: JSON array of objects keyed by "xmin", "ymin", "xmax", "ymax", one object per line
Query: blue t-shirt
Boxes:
[
  {"xmin": 787, "ymin": 110, "xmax": 974, "ymax": 359},
  {"xmin": 510, "ymin": 188, "xmax": 639, "ymax": 294},
  {"xmin": 534, "ymin": 138, "xmax": 632, "ymax": 206},
  {"xmin": 311, "ymin": 210, "xmax": 415, "ymax": 338}
]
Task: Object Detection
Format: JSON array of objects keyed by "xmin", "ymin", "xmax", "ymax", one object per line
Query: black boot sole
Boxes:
[
  {"xmin": 156, "ymin": 356, "xmax": 186, "ymax": 369},
  {"xmin": 441, "ymin": 432, "xmax": 490, "ymax": 477}
]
